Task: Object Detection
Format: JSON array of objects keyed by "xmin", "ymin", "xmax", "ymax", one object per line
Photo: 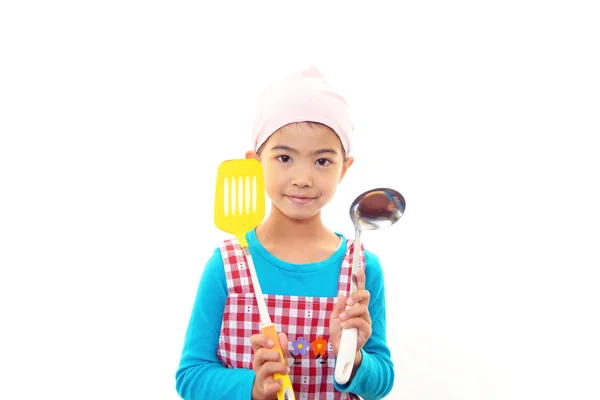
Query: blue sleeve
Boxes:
[
  {"xmin": 175, "ymin": 247, "xmax": 256, "ymax": 400},
  {"xmin": 334, "ymin": 250, "xmax": 395, "ymax": 399}
]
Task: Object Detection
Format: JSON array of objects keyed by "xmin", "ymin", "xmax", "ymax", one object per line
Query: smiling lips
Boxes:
[{"xmin": 286, "ymin": 195, "xmax": 317, "ymax": 205}]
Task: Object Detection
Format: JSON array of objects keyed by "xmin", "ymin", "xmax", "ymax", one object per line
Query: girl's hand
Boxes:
[
  {"xmin": 250, "ymin": 332, "xmax": 290, "ymax": 400},
  {"xmin": 329, "ymin": 267, "xmax": 372, "ymax": 367}
]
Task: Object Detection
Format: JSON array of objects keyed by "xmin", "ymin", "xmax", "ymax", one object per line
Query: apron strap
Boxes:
[{"xmin": 218, "ymin": 238, "xmax": 254, "ymax": 294}]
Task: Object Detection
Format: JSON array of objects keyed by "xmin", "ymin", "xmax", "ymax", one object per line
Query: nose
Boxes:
[{"xmin": 291, "ymin": 165, "xmax": 312, "ymax": 188}]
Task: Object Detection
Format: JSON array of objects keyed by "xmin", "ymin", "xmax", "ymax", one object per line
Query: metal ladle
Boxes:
[{"xmin": 335, "ymin": 188, "xmax": 406, "ymax": 385}]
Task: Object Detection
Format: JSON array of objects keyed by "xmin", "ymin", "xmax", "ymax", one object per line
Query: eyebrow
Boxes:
[{"xmin": 270, "ymin": 145, "xmax": 339, "ymax": 156}]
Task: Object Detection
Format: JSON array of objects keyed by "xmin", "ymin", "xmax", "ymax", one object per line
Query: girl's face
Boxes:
[{"xmin": 252, "ymin": 123, "xmax": 353, "ymax": 221}]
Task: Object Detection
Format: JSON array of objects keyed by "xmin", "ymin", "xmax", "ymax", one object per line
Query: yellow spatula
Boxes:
[{"xmin": 214, "ymin": 158, "xmax": 295, "ymax": 400}]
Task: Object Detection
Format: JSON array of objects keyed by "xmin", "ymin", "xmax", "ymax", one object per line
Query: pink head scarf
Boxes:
[{"xmin": 251, "ymin": 65, "xmax": 353, "ymax": 156}]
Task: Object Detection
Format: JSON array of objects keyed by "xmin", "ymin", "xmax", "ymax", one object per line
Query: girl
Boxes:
[{"xmin": 176, "ymin": 66, "xmax": 394, "ymax": 400}]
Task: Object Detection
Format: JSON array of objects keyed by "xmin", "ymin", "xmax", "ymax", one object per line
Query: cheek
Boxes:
[
  {"xmin": 318, "ymin": 169, "xmax": 343, "ymax": 191},
  {"xmin": 262, "ymin": 165, "xmax": 285, "ymax": 191},
  {"xmin": 326, "ymin": 166, "xmax": 344, "ymax": 181}
]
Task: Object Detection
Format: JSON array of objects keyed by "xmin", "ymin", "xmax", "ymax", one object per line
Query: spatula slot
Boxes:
[
  {"xmin": 252, "ymin": 176, "xmax": 257, "ymax": 213},
  {"xmin": 245, "ymin": 176, "xmax": 250, "ymax": 214},
  {"xmin": 223, "ymin": 177, "xmax": 229, "ymax": 216},
  {"xmin": 232, "ymin": 177, "xmax": 238, "ymax": 215},
  {"xmin": 238, "ymin": 176, "xmax": 244, "ymax": 215}
]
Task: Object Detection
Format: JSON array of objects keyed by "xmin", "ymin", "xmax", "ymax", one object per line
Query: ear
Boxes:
[
  {"xmin": 245, "ymin": 150, "xmax": 259, "ymax": 160},
  {"xmin": 338, "ymin": 156, "xmax": 354, "ymax": 183}
]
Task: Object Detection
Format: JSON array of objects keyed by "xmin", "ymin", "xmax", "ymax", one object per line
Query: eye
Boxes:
[
  {"xmin": 277, "ymin": 155, "xmax": 292, "ymax": 163},
  {"xmin": 315, "ymin": 158, "xmax": 331, "ymax": 166}
]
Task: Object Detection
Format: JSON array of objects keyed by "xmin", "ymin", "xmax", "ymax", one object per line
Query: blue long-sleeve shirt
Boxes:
[{"xmin": 175, "ymin": 229, "xmax": 394, "ymax": 399}]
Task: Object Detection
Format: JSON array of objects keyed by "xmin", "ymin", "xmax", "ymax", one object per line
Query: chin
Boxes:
[
  {"xmin": 276, "ymin": 204, "xmax": 321, "ymax": 221},
  {"xmin": 289, "ymin": 212, "xmax": 320, "ymax": 221}
]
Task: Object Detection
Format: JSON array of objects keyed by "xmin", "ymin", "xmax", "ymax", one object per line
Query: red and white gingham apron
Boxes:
[{"xmin": 216, "ymin": 237, "xmax": 365, "ymax": 400}]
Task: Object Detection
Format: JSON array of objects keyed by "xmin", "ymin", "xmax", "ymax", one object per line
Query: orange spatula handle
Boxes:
[{"xmin": 261, "ymin": 323, "xmax": 295, "ymax": 400}]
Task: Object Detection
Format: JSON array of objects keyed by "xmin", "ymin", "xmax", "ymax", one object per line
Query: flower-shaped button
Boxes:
[
  {"xmin": 291, "ymin": 337, "xmax": 309, "ymax": 356},
  {"xmin": 312, "ymin": 337, "xmax": 327, "ymax": 358}
]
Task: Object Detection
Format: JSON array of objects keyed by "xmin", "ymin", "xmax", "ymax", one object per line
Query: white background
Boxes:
[{"xmin": 1, "ymin": 1, "xmax": 599, "ymax": 399}]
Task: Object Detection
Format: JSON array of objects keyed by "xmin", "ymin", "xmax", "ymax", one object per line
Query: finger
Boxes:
[
  {"xmin": 340, "ymin": 304, "xmax": 371, "ymax": 324},
  {"xmin": 263, "ymin": 378, "xmax": 283, "ymax": 397},
  {"xmin": 250, "ymin": 333, "xmax": 274, "ymax": 352},
  {"xmin": 341, "ymin": 317, "xmax": 373, "ymax": 334},
  {"xmin": 346, "ymin": 289, "xmax": 370, "ymax": 307},
  {"xmin": 258, "ymin": 373, "xmax": 280, "ymax": 397},
  {"xmin": 279, "ymin": 332, "xmax": 288, "ymax": 361},
  {"xmin": 330, "ymin": 292, "xmax": 347, "ymax": 319},
  {"xmin": 254, "ymin": 348, "xmax": 285, "ymax": 371},
  {"xmin": 257, "ymin": 360, "xmax": 290, "ymax": 381}
]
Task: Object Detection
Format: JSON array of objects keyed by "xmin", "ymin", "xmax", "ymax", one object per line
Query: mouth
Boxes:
[{"xmin": 285, "ymin": 195, "xmax": 317, "ymax": 205}]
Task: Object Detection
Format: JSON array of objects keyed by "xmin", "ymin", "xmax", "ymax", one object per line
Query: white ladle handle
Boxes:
[
  {"xmin": 335, "ymin": 326, "xmax": 358, "ymax": 384},
  {"xmin": 335, "ymin": 232, "xmax": 361, "ymax": 385}
]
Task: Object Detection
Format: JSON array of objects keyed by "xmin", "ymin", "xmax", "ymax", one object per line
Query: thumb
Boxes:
[
  {"xmin": 330, "ymin": 292, "xmax": 347, "ymax": 319},
  {"xmin": 279, "ymin": 332, "xmax": 288, "ymax": 361}
]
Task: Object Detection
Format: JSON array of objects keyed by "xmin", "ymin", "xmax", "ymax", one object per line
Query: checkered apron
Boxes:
[{"xmin": 216, "ymin": 237, "xmax": 365, "ymax": 400}]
